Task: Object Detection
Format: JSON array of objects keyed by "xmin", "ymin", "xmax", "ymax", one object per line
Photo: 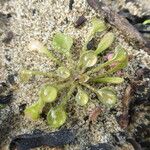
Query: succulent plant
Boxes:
[{"xmin": 21, "ymin": 18, "xmax": 128, "ymax": 128}]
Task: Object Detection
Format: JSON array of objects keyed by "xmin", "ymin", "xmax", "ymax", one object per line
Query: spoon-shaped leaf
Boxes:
[
  {"xmin": 86, "ymin": 46, "xmax": 128, "ymax": 75},
  {"xmin": 47, "ymin": 106, "xmax": 67, "ymax": 128},
  {"xmin": 97, "ymin": 87, "xmax": 117, "ymax": 108},
  {"xmin": 95, "ymin": 32, "xmax": 115, "ymax": 55},
  {"xmin": 20, "ymin": 70, "xmax": 32, "ymax": 83},
  {"xmin": 40, "ymin": 85, "xmax": 58, "ymax": 103},
  {"xmin": 91, "ymin": 18, "xmax": 107, "ymax": 34},
  {"xmin": 82, "ymin": 18, "xmax": 106, "ymax": 53},
  {"xmin": 24, "ymin": 99, "xmax": 45, "ymax": 120},
  {"xmin": 79, "ymin": 74, "xmax": 90, "ymax": 83},
  {"xmin": 111, "ymin": 46, "xmax": 128, "ymax": 62},
  {"xmin": 75, "ymin": 87, "xmax": 89, "ymax": 106},
  {"xmin": 52, "ymin": 32, "xmax": 73, "ymax": 56},
  {"xmin": 105, "ymin": 47, "xmax": 128, "ymax": 74},
  {"xmin": 92, "ymin": 77, "xmax": 124, "ymax": 84},
  {"xmin": 20, "ymin": 70, "xmax": 58, "ymax": 82},
  {"xmin": 80, "ymin": 51, "xmax": 97, "ymax": 68},
  {"xmin": 143, "ymin": 19, "xmax": 150, "ymax": 25},
  {"xmin": 56, "ymin": 67, "xmax": 71, "ymax": 79}
]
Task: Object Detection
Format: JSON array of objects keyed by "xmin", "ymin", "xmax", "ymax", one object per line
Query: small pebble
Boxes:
[
  {"xmin": 74, "ymin": 15, "xmax": 87, "ymax": 28},
  {"xmin": 32, "ymin": 9, "xmax": 36, "ymax": 16},
  {"xmin": 7, "ymin": 74, "xmax": 15, "ymax": 85},
  {"xmin": 19, "ymin": 103, "xmax": 27, "ymax": 114},
  {"xmin": 69, "ymin": 0, "xmax": 74, "ymax": 10},
  {"xmin": 2, "ymin": 31, "xmax": 14, "ymax": 44},
  {"xmin": 87, "ymin": 38, "xmax": 95, "ymax": 50},
  {"xmin": 0, "ymin": 82, "xmax": 7, "ymax": 94},
  {"xmin": 5, "ymin": 55, "xmax": 11, "ymax": 61}
]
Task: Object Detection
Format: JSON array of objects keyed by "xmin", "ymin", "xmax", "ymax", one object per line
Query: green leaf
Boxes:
[
  {"xmin": 79, "ymin": 74, "xmax": 90, "ymax": 83},
  {"xmin": 107, "ymin": 61, "xmax": 127, "ymax": 75},
  {"xmin": 97, "ymin": 87, "xmax": 117, "ymax": 108},
  {"xmin": 0, "ymin": 104, "xmax": 6, "ymax": 109},
  {"xmin": 95, "ymin": 32, "xmax": 115, "ymax": 55},
  {"xmin": 75, "ymin": 87, "xmax": 89, "ymax": 106},
  {"xmin": 106, "ymin": 46, "xmax": 128, "ymax": 73},
  {"xmin": 20, "ymin": 70, "xmax": 57, "ymax": 82},
  {"xmin": 86, "ymin": 46, "xmax": 128, "ymax": 75},
  {"xmin": 92, "ymin": 77, "xmax": 124, "ymax": 84},
  {"xmin": 47, "ymin": 106, "xmax": 67, "ymax": 128},
  {"xmin": 24, "ymin": 99, "xmax": 45, "ymax": 120},
  {"xmin": 143, "ymin": 19, "xmax": 150, "ymax": 25},
  {"xmin": 40, "ymin": 85, "xmax": 58, "ymax": 103},
  {"xmin": 56, "ymin": 67, "xmax": 71, "ymax": 79},
  {"xmin": 91, "ymin": 18, "xmax": 107, "ymax": 34},
  {"xmin": 20, "ymin": 70, "xmax": 32, "ymax": 83},
  {"xmin": 80, "ymin": 51, "xmax": 97, "ymax": 68},
  {"xmin": 81, "ymin": 18, "xmax": 106, "ymax": 53},
  {"xmin": 52, "ymin": 32, "xmax": 73, "ymax": 56},
  {"xmin": 111, "ymin": 46, "xmax": 128, "ymax": 62}
]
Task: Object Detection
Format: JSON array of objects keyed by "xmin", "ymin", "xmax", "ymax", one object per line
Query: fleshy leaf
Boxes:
[
  {"xmin": 111, "ymin": 46, "xmax": 128, "ymax": 62},
  {"xmin": 143, "ymin": 19, "xmax": 150, "ymax": 25},
  {"xmin": 92, "ymin": 77, "xmax": 124, "ymax": 84},
  {"xmin": 80, "ymin": 51, "xmax": 97, "ymax": 68},
  {"xmin": 40, "ymin": 85, "xmax": 58, "ymax": 103},
  {"xmin": 20, "ymin": 70, "xmax": 57, "ymax": 82},
  {"xmin": 52, "ymin": 32, "xmax": 73, "ymax": 56},
  {"xmin": 24, "ymin": 99, "xmax": 45, "ymax": 120},
  {"xmin": 95, "ymin": 32, "xmax": 115, "ymax": 55},
  {"xmin": 20, "ymin": 70, "xmax": 32, "ymax": 83},
  {"xmin": 86, "ymin": 46, "xmax": 128, "ymax": 75},
  {"xmin": 106, "ymin": 46, "xmax": 128, "ymax": 73},
  {"xmin": 91, "ymin": 18, "xmax": 106, "ymax": 34},
  {"xmin": 0, "ymin": 104, "xmax": 6, "ymax": 109},
  {"xmin": 82, "ymin": 18, "xmax": 106, "ymax": 53},
  {"xmin": 47, "ymin": 106, "xmax": 67, "ymax": 128},
  {"xmin": 56, "ymin": 67, "xmax": 71, "ymax": 79},
  {"xmin": 97, "ymin": 87, "xmax": 117, "ymax": 108},
  {"xmin": 75, "ymin": 87, "xmax": 89, "ymax": 106},
  {"xmin": 79, "ymin": 74, "xmax": 90, "ymax": 83}
]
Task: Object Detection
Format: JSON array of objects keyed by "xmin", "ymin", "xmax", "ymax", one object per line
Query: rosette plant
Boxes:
[{"xmin": 20, "ymin": 18, "xmax": 128, "ymax": 128}]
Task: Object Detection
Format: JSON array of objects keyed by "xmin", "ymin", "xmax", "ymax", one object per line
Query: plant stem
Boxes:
[
  {"xmin": 77, "ymin": 30, "xmax": 94, "ymax": 70},
  {"xmin": 66, "ymin": 53, "xmax": 75, "ymax": 69},
  {"xmin": 86, "ymin": 60, "xmax": 112, "ymax": 75},
  {"xmin": 44, "ymin": 50, "xmax": 61, "ymax": 65},
  {"xmin": 60, "ymin": 84, "xmax": 76, "ymax": 107},
  {"xmin": 90, "ymin": 77, "xmax": 124, "ymax": 84},
  {"xmin": 81, "ymin": 30, "xmax": 93, "ymax": 54},
  {"xmin": 55, "ymin": 81, "xmax": 73, "ymax": 90},
  {"xmin": 25, "ymin": 70, "xmax": 58, "ymax": 78},
  {"xmin": 90, "ymin": 62, "xmax": 124, "ymax": 79},
  {"xmin": 80, "ymin": 82, "xmax": 98, "ymax": 95}
]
